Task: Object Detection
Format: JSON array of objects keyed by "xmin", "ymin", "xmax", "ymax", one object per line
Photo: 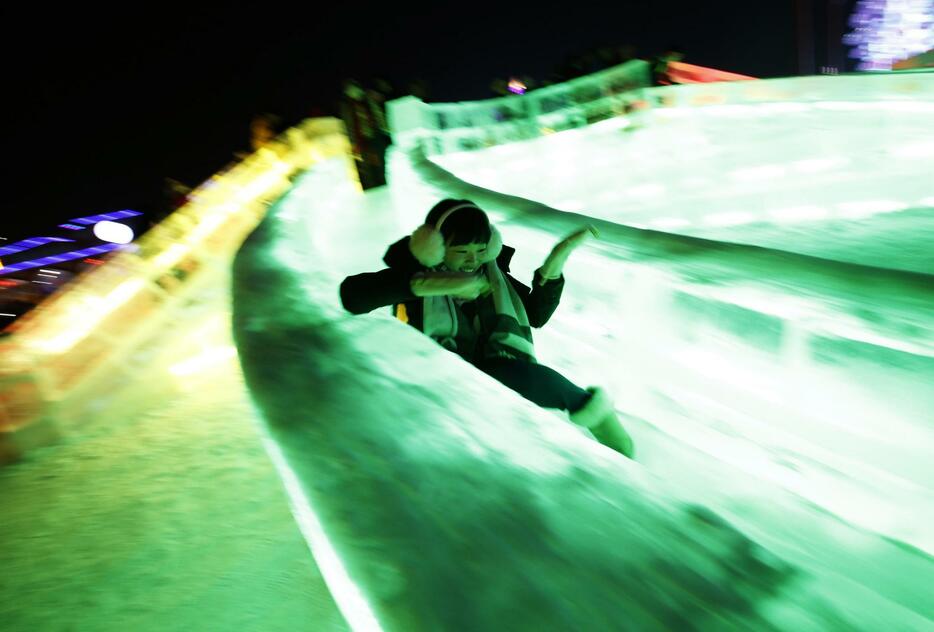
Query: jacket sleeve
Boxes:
[
  {"xmin": 339, "ymin": 268, "xmax": 417, "ymax": 314},
  {"xmin": 507, "ymin": 269, "xmax": 565, "ymax": 328}
]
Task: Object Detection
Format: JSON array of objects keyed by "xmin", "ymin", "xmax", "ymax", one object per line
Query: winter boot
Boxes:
[{"xmin": 570, "ymin": 387, "xmax": 635, "ymax": 459}]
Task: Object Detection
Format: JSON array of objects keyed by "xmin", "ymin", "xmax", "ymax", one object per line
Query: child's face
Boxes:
[{"xmin": 444, "ymin": 241, "xmax": 488, "ymax": 273}]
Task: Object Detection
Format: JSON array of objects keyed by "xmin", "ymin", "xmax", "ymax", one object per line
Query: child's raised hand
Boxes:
[
  {"xmin": 555, "ymin": 225, "xmax": 599, "ymax": 254},
  {"xmin": 540, "ymin": 225, "xmax": 598, "ymax": 280}
]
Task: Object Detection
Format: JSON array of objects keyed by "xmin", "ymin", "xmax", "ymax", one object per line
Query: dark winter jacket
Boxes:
[{"xmin": 339, "ymin": 236, "xmax": 565, "ymax": 364}]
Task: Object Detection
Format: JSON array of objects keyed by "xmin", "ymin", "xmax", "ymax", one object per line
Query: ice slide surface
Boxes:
[
  {"xmin": 4, "ymin": 72, "xmax": 933, "ymax": 629},
  {"xmin": 231, "ymin": 151, "xmax": 932, "ymax": 630}
]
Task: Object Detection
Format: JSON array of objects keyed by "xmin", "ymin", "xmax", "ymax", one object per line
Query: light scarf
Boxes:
[{"xmin": 422, "ymin": 262, "xmax": 536, "ymax": 363}]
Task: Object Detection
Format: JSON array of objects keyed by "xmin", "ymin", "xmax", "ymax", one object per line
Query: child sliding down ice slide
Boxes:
[{"xmin": 339, "ymin": 198, "xmax": 634, "ymax": 458}]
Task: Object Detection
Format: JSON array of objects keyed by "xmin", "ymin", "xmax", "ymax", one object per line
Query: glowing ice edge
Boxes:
[
  {"xmin": 33, "ymin": 278, "xmax": 146, "ymax": 353},
  {"xmin": 16, "ymin": 150, "xmax": 300, "ymax": 354},
  {"xmin": 261, "ymin": 435, "xmax": 384, "ymax": 632}
]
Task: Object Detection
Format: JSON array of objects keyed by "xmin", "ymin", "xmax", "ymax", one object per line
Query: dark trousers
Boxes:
[{"xmin": 477, "ymin": 358, "xmax": 591, "ymax": 413}]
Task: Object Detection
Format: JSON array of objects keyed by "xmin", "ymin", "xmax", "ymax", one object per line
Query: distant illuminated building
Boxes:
[
  {"xmin": 845, "ymin": 0, "xmax": 934, "ymax": 70},
  {"xmin": 0, "ymin": 210, "xmax": 142, "ymax": 329},
  {"xmin": 507, "ymin": 78, "xmax": 527, "ymax": 95},
  {"xmin": 0, "ymin": 210, "xmax": 142, "ymax": 276}
]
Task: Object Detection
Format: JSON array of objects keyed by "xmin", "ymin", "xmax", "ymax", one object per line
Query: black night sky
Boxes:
[{"xmin": 4, "ymin": 2, "xmax": 830, "ymax": 241}]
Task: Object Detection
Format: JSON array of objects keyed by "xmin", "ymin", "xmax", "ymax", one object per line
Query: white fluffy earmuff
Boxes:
[{"xmin": 408, "ymin": 203, "xmax": 502, "ymax": 267}]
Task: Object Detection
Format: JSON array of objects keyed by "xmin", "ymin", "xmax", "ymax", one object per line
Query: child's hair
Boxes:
[{"xmin": 425, "ymin": 199, "xmax": 492, "ymax": 246}]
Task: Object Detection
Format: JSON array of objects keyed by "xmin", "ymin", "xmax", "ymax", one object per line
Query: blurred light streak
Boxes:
[
  {"xmin": 168, "ymin": 345, "xmax": 238, "ymax": 376},
  {"xmin": 0, "ymin": 244, "xmax": 122, "ymax": 275},
  {"xmin": 0, "ymin": 237, "xmax": 74, "ymax": 257},
  {"xmin": 30, "ymin": 278, "xmax": 146, "ymax": 354}
]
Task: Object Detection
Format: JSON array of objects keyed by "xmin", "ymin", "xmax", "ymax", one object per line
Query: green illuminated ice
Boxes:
[
  {"xmin": 2, "ymin": 71, "xmax": 932, "ymax": 631},
  {"xmin": 233, "ymin": 118, "xmax": 933, "ymax": 628}
]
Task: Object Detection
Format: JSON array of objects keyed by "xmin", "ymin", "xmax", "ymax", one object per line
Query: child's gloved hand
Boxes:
[
  {"xmin": 411, "ymin": 271, "xmax": 490, "ymax": 299},
  {"xmin": 539, "ymin": 225, "xmax": 599, "ymax": 281},
  {"xmin": 451, "ymin": 273, "xmax": 491, "ymax": 300}
]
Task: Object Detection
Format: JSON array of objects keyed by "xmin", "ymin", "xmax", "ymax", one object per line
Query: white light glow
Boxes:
[{"xmin": 93, "ymin": 221, "xmax": 135, "ymax": 244}]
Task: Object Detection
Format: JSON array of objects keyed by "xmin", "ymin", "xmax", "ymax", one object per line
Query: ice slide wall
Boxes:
[
  {"xmin": 231, "ymin": 151, "xmax": 857, "ymax": 631},
  {"xmin": 387, "ymin": 69, "xmax": 934, "ymax": 553}
]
